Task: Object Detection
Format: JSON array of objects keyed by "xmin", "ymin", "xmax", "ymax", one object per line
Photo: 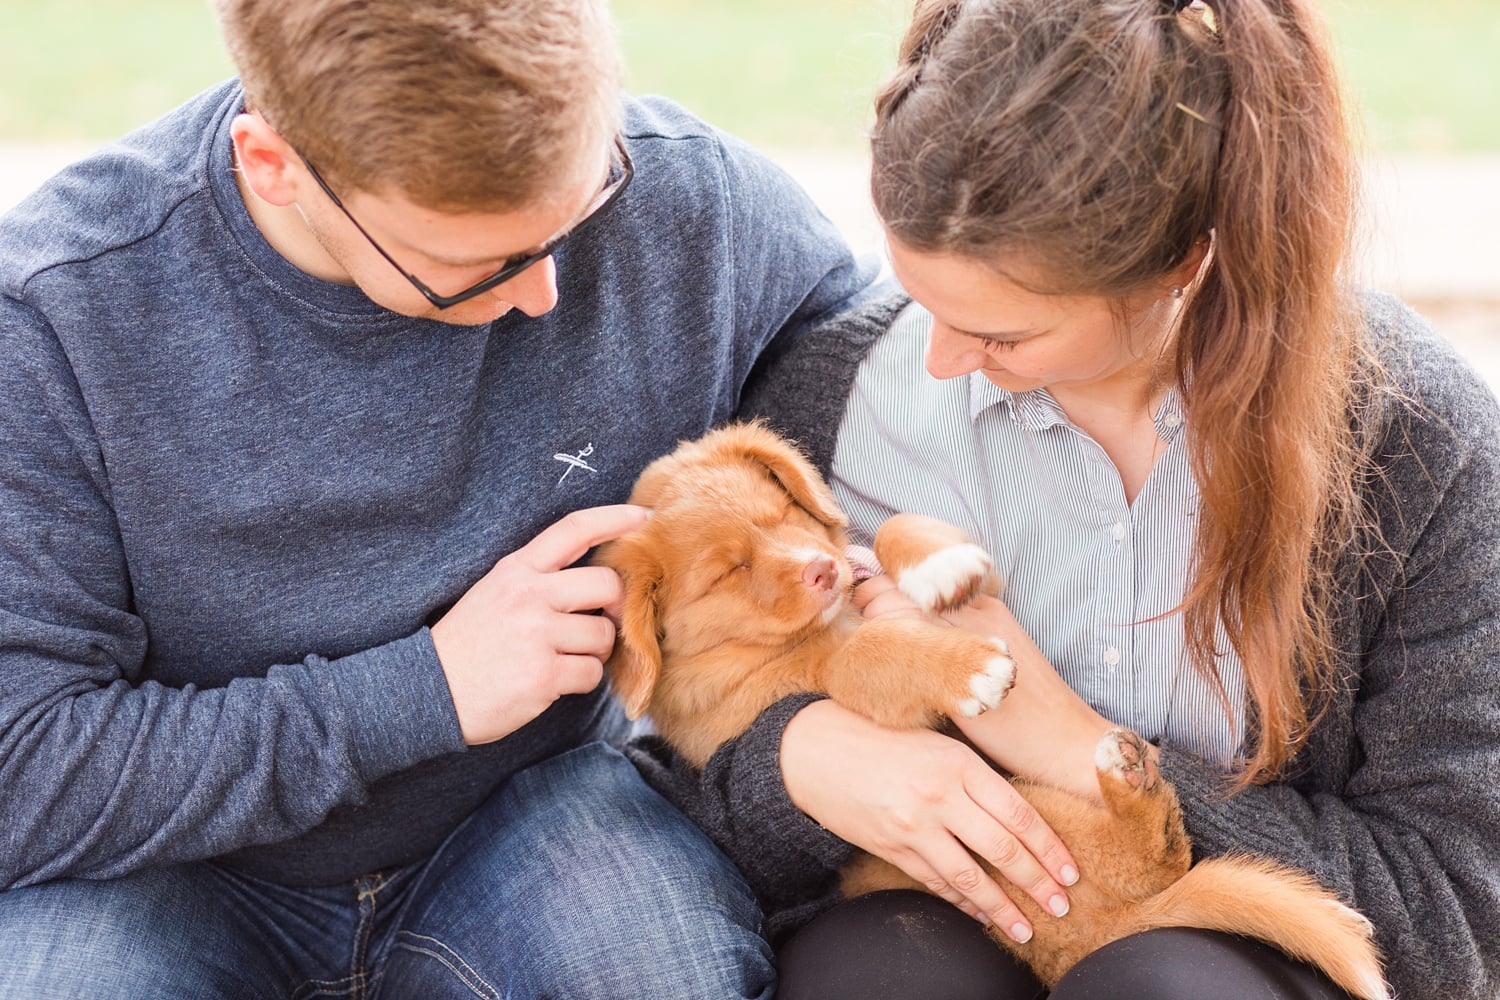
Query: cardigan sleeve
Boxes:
[
  {"xmin": 1160, "ymin": 295, "xmax": 1500, "ymax": 1000},
  {"xmin": 624, "ymin": 693, "xmax": 855, "ymax": 942},
  {"xmin": 740, "ymin": 285, "xmax": 909, "ymax": 474}
]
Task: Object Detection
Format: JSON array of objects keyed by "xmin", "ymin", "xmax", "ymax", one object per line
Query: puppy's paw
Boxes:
[
  {"xmin": 1094, "ymin": 729, "xmax": 1158, "ymax": 792},
  {"xmin": 896, "ymin": 543, "xmax": 994, "ymax": 612},
  {"xmin": 956, "ymin": 642, "xmax": 1015, "ymax": 717}
]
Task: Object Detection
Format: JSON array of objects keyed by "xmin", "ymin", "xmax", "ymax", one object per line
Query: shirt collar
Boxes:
[{"xmin": 969, "ymin": 372, "xmax": 1186, "ymax": 441}]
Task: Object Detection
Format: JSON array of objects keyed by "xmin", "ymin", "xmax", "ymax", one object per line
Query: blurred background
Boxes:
[{"xmin": 2, "ymin": 0, "xmax": 1497, "ymax": 384}]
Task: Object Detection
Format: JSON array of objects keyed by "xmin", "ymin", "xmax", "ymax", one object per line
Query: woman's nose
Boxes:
[{"xmin": 925, "ymin": 321, "xmax": 989, "ymax": 380}]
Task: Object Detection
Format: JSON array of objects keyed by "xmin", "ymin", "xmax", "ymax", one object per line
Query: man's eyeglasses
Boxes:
[{"xmin": 300, "ymin": 137, "xmax": 633, "ymax": 310}]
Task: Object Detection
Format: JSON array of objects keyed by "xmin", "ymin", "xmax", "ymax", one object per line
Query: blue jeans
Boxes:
[{"xmin": 0, "ymin": 743, "xmax": 774, "ymax": 999}]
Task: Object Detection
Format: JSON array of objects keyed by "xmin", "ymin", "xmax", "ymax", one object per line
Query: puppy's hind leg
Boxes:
[{"xmin": 1091, "ymin": 730, "xmax": 1192, "ymax": 894}]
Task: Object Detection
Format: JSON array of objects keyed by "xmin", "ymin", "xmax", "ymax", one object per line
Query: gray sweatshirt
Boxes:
[{"xmin": 0, "ymin": 80, "xmax": 875, "ymax": 889}]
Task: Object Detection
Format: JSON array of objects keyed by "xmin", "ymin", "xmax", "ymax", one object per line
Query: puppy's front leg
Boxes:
[
  {"xmin": 825, "ymin": 620, "xmax": 1015, "ymax": 730},
  {"xmin": 874, "ymin": 513, "xmax": 1001, "ymax": 612}
]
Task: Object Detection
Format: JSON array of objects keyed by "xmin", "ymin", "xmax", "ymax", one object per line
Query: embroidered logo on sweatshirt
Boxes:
[{"xmin": 553, "ymin": 443, "xmax": 598, "ymax": 484}]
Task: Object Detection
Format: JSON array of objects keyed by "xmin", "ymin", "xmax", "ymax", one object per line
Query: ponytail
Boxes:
[{"xmin": 1175, "ymin": 0, "xmax": 1371, "ymax": 785}]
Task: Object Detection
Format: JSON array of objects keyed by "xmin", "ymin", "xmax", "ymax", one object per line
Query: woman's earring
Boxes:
[{"xmin": 1169, "ymin": 287, "xmax": 1184, "ymax": 299}]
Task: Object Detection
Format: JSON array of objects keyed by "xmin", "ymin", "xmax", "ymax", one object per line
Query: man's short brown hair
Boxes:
[{"xmin": 215, "ymin": 0, "xmax": 622, "ymax": 211}]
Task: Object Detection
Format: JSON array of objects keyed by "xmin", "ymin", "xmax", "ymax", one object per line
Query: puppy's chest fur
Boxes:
[{"xmin": 654, "ymin": 615, "xmax": 860, "ymax": 769}]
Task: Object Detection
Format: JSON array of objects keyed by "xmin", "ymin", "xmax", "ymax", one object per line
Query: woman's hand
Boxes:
[
  {"xmin": 780, "ymin": 698, "xmax": 1080, "ymax": 943},
  {"xmin": 855, "ymin": 575, "xmax": 1121, "ymax": 802}
]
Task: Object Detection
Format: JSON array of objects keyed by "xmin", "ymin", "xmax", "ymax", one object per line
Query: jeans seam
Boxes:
[
  {"xmin": 390, "ymin": 931, "xmax": 500, "ymax": 999},
  {"xmin": 349, "ymin": 875, "xmax": 387, "ymax": 1000},
  {"xmin": 292, "ymin": 979, "xmax": 359, "ymax": 1000}
]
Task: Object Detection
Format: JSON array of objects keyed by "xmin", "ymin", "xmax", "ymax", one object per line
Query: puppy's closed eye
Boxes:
[{"xmin": 714, "ymin": 560, "xmax": 751, "ymax": 584}]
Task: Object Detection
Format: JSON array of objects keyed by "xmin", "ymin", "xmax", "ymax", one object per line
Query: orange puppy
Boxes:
[{"xmin": 594, "ymin": 422, "xmax": 1387, "ymax": 1000}]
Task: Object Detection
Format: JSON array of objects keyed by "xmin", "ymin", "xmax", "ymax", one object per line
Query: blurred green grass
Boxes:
[{"xmin": 0, "ymin": 0, "xmax": 1494, "ymax": 152}]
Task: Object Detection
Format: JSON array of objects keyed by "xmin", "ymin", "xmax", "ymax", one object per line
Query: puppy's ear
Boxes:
[
  {"xmin": 595, "ymin": 538, "xmax": 665, "ymax": 721},
  {"xmin": 722, "ymin": 422, "xmax": 847, "ymax": 528}
]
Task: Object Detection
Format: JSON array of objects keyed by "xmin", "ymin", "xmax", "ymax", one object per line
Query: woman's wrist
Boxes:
[
  {"xmin": 779, "ymin": 698, "xmax": 853, "ymax": 816},
  {"xmin": 956, "ymin": 687, "xmax": 1119, "ymax": 800}
]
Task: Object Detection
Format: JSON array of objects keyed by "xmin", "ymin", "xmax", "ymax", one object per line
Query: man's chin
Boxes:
[{"xmin": 385, "ymin": 297, "xmax": 514, "ymax": 327}]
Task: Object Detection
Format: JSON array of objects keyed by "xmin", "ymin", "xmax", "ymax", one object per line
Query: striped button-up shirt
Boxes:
[{"xmin": 831, "ymin": 303, "xmax": 1245, "ymax": 765}]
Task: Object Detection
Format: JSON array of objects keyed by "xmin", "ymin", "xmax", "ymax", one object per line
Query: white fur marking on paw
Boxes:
[
  {"xmin": 989, "ymin": 636, "xmax": 1011, "ymax": 655},
  {"xmin": 897, "ymin": 544, "xmax": 992, "ymax": 611},
  {"xmin": 1093, "ymin": 733, "xmax": 1130, "ymax": 772},
  {"xmin": 966, "ymin": 656, "xmax": 1014, "ymax": 713}
]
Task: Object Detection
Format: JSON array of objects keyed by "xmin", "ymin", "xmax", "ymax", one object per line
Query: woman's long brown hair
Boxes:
[{"xmin": 872, "ymin": 0, "xmax": 1377, "ymax": 786}]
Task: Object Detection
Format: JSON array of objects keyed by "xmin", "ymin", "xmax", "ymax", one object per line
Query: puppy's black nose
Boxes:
[{"xmin": 801, "ymin": 555, "xmax": 839, "ymax": 592}]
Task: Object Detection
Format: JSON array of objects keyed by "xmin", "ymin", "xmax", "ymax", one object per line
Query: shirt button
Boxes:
[
  {"xmin": 1110, "ymin": 522, "xmax": 1126, "ymax": 542},
  {"xmin": 1103, "ymin": 646, "xmax": 1121, "ymax": 667},
  {"xmin": 1163, "ymin": 411, "xmax": 1183, "ymax": 429}
]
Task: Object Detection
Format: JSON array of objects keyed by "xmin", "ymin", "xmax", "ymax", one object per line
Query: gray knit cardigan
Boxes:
[{"xmin": 628, "ymin": 288, "xmax": 1500, "ymax": 1000}]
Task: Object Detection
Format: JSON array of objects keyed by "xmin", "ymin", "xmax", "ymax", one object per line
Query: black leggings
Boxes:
[{"xmin": 776, "ymin": 890, "xmax": 1356, "ymax": 1000}]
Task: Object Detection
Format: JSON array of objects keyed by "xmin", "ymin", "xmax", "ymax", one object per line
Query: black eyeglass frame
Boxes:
[{"xmin": 300, "ymin": 137, "xmax": 633, "ymax": 310}]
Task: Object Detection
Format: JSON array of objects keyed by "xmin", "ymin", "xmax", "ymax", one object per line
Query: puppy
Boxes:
[{"xmin": 594, "ymin": 422, "xmax": 1387, "ymax": 1000}]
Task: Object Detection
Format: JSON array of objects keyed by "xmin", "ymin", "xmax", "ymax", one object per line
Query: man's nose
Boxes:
[{"xmin": 494, "ymin": 255, "xmax": 560, "ymax": 318}]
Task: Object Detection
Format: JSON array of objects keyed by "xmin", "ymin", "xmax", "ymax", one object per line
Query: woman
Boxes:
[{"xmin": 629, "ymin": 0, "xmax": 1500, "ymax": 996}]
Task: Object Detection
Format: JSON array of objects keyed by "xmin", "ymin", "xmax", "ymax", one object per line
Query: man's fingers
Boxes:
[
  {"xmin": 553, "ymin": 653, "xmax": 607, "ymax": 696},
  {"xmin": 518, "ymin": 504, "xmax": 650, "ymax": 573},
  {"xmin": 551, "ymin": 611, "xmax": 617, "ymax": 660},
  {"xmin": 547, "ymin": 565, "xmax": 625, "ymax": 614}
]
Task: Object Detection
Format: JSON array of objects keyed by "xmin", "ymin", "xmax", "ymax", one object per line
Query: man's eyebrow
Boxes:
[
  {"xmin": 413, "ymin": 156, "xmax": 615, "ymax": 269},
  {"xmin": 421, "ymin": 246, "xmax": 536, "ymax": 269},
  {"xmin": 403, "ymin": 210, "xmax": 577, "ymax": 270}
]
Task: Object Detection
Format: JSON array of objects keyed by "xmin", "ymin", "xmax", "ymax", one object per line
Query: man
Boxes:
[{"xmin": 0, "ymin": 0, "xmax": 875, "ymax": 995}]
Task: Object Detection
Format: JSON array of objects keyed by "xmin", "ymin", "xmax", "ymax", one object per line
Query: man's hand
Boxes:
[{"xmin": 431, "ymin": 504, "xmax": 649, "ymax": 746}]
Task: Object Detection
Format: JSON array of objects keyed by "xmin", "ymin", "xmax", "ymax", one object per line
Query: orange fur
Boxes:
[{"xmin": 593, "ymin": 423, "xmax": 1387, "ymax": 999}]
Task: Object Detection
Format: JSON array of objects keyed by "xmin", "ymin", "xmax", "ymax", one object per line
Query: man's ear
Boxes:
[
  {"xmin": 595, "ymin": 539, "xmax": 665, "ymax": 721},
  {"xmin": 230, "ymin": 111, "xmax": 303, "ymax": 208}
]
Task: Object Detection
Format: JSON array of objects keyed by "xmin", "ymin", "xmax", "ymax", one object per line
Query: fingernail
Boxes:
[
  {"xmin": 1009, "ymin": 922, "xmax": 1033, "ymax": 944},
  {"xmin": 975, "ymin": 911, "xmax": 992, "ymax": 927},
  {"xmin": 1060, "ymin": 864, "xmax": 1079, "ymax": 886},
  {"xmin": 1049, "ymin": 894, "xmax": 1070, "ymax": 917}
]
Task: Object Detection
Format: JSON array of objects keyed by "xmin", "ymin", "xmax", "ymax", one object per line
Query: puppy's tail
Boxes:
[{"xmin": 1125, "ymin": 855, "xmax": 1389, "ymax": 1000}]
